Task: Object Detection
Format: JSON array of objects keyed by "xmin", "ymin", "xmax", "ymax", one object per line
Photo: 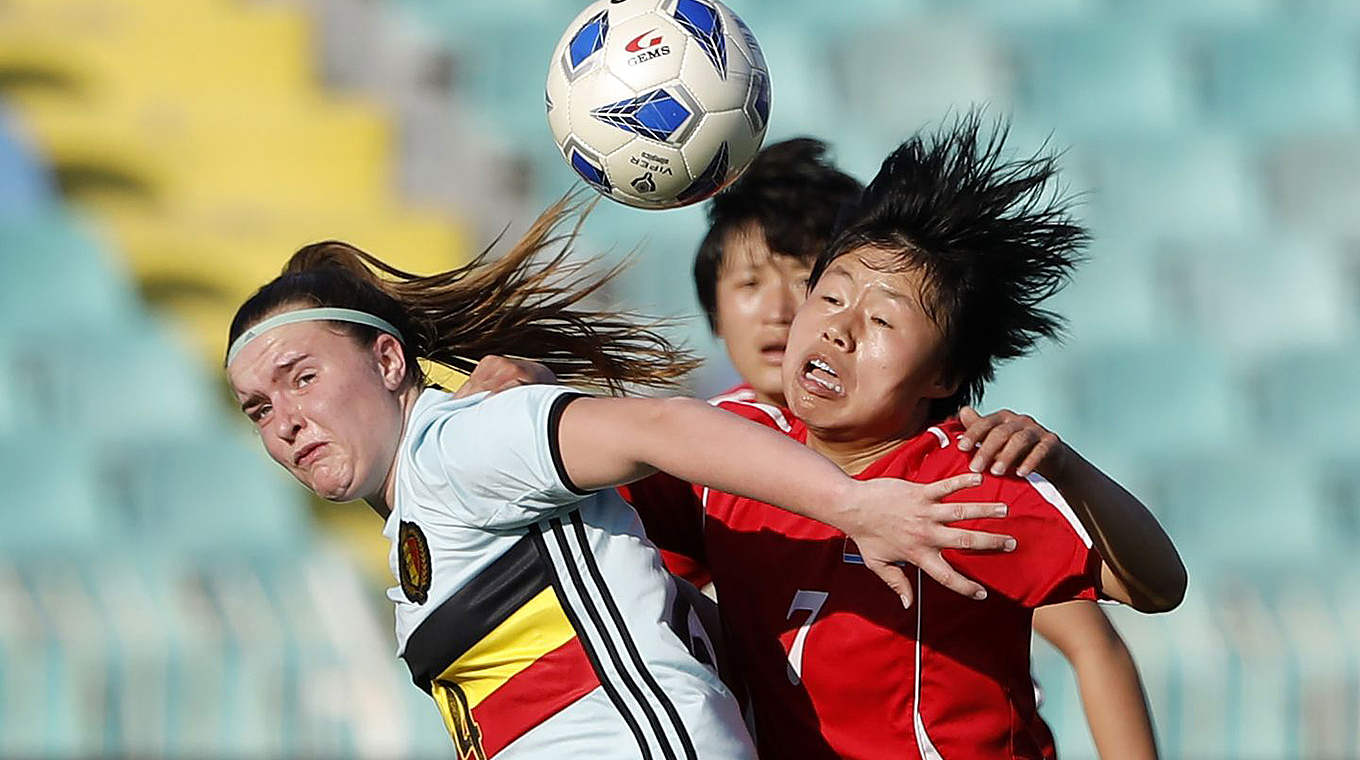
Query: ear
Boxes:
[
  {"xmin": 372, "ymin": 333, "xmax": 409, "ymax": 391},
  {"xmin": 923, "ymin": 364, "xmax": 961, "ymax": 400}
]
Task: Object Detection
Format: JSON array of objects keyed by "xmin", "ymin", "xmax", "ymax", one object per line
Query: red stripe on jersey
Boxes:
[{"xmin": 472, "ymin": 636, "xmax": 600, "ymax": 756}]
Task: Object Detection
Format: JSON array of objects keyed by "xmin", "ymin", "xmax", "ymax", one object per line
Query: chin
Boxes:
[{"xmin": 308, "ymin": 469, "xmax": 358, "ymax": 502}]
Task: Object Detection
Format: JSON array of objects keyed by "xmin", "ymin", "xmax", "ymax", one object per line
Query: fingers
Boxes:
[
  {"xmin": 1014, "ymin": 433, "xmax": 1060, "ymax": 478},
  {"xmin": 933, "ymin": 526, "xmax": 1017, "ymax": 553},
  {"xmin": 920, "ymin": 554, "xmax": 989, "ymax": 601},
  {"xmin": 958, "ymin": 405, "xmax": 983, "ymax": 429},
  {"xmin": 924, "ymin": 472, "xmax": 985, "ymax": 499},
  {"xmin": 969, "ymin": 415, "xmax": 1045, "ymax": 475},
  {"xmin": 454, "ymin": 356, "xmax": 549, "ymax": 398},
  {"xmin": 930, "ymin": 501, "xmax": 1008, "ymax": 523},
  {"xmin": 866, "ymin": 558, "xmax": 915, "ymax": 609},
  {"xmin": 986, "ymin": 428, "xmax": 1042, "ymax": 477},
  {"xmin": 957, "ymin": 406, "xmax": 1005, "ymax": 452}
]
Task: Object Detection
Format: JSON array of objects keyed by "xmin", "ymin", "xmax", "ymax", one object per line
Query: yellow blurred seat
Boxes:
[
  {"xmin": 16, "ymin": 96, "xmax": 393, "ymax": 211},
  {"xmin": 101, "ymin": 203, "xmax": 469, "ymax": 360}
]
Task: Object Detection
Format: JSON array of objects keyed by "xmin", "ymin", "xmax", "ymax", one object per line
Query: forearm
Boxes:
[
  {"xmin": 1045, "ymin": 452, "xmax": 1186, "ymax": 612},
  {"xmin": 1035, "ymin": 603, "xmax": 1158, "ymax": 760},
  {"xmin": 1069, "ymin": 640, "xmax": 1159, "ymax": 760},
  {"xmin": 561, "ymin": 396, "xmax": 857, "ymax": 529}
]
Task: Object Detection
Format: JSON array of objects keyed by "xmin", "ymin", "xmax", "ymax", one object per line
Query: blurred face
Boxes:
[
  {"xmin": 227, "ymin": 317, "xmax": 411, "ymax": 503},
  {"xmin": 782, "ymin": 247, "xmax": 956, "ymax": 444},
  {"xmin": 712, "ymin": 223, "xmax": 813, "ymax": 405}
]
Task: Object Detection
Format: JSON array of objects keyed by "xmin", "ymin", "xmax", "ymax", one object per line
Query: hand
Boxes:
[
  {"xmin": 840, "ymin": 473, "xmax": 1015, "ymax": 608},
  {"xmin": 452, "ymin": 355, "xmax": 557, "ymax": 398},
  {"xmin": 957, "ymin": 406, "xmax": 1068, "ymax": 479}
]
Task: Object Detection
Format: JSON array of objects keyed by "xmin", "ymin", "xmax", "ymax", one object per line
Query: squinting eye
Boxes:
[
  {"xmin": 249, "ymin": 404, "xmax": 272, "ymax": 423},
  {"xmin": 821, "ymin": 295, "xmax": 841, "ymax": 306},
  {"xmin": 297, "ymin": 372, "xmax": 316, "ymax": 388},
  {"xmin": 872, "ymin": 316, "xmax": 892, "ymax": 328},
  {"xmin": 738, "ymin": 279, "xmax": 759, "ymax": 289}
]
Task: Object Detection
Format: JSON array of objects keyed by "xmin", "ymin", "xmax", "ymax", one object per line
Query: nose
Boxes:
[
  {"xmin": 760, "ymin": 280, "xmax": 797, "ymax": 326},
  {"xmin": 821, "ymin": 311, "xmax": 855, "ymax": 352},
  {"xmin": 272, "ymin": 398, "xmax": 305, "ymax": 443}
]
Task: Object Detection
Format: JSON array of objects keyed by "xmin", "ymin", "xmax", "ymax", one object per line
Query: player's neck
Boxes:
[
  {"xmin": 365, "ymin": 384, "xmax": 425, "ymax": 520},
  {"xmin": 803, "ymin": 404, "xmax": 933, "ymax": 475},
  {"xmin": 805, "ymin": 434, "xmax": 909, "ymax": 475},
  {"xmin": 752, "ymin": 389, "xmax": 786, "ymax": 408}
]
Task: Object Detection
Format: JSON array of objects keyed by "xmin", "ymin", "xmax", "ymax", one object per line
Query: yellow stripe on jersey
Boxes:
[{"xmin": 434, "ymin": 586, "xmax": 576, "ymax": 709}]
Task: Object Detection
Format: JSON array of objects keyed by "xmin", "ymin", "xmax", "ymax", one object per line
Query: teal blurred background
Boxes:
[{"xmin": 1, "ymin": 0, "xmax": 1357, "ymax": 757}]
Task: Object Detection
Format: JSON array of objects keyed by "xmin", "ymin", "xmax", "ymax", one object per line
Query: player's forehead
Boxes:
[
  {"xmin": 227, "ymin": 322, "xmax": 340, "ymax": 395},
  {"xmin": 813, "ymin": 249, "xmax": 932, "ymax": 319},
  {"xmin": 719, "ymin": 221, "xmax": 813, "ymax": 275}
]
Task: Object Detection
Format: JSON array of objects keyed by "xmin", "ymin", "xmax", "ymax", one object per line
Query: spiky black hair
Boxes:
[
  {"xmin": 694, "ymin": 138, "xmax": 863, "ymax": 331},
  {"xmin": 812, "ymin": 111, "xmax": 1088, "ymax": 420}
]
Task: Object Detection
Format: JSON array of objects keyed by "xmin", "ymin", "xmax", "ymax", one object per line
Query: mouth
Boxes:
[
  {"xmin": 294, "ymin": 441, "xmax": 327, "ymax": 467},
  {"xmin": 758, "ymin": 342, "xmax": 786, "ymax": 365},
  {"xmin": 798, "ymin": 355, "xmax": 844, "ymax": 398}
]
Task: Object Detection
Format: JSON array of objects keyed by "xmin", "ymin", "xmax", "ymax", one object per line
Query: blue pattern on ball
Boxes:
[
  {"xmin": 674, "ymin": 0, "xmax": 727, "ymax": 79},
  {"xmin": 569, "ymin": 146, "xmax": 610, "ymax": 190},
  {"xmin": 677, "ymin": 140, "xmax": 729, "ymax": 204},
  {"xmin": 591, "ymin": 88, "xmax": 694, "ymax": 143},
  {"xmin": 567, "ymin": 10, "xmax": 609, "ymax": 71}
]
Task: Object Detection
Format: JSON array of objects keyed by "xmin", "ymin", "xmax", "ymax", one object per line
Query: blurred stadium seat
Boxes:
[
  {"xmin": 0, "ymin": 434, "xmax": 104, "ymax": 554},
  {"xmin": 1251, "ymin": 344, "xmax": 1360, "ymax": 451},
  {"xmin": 0, "ymin": 212, "xmax": 141, "ymax": 331},
  {"xmin": 1070, "ymin": 131, "xmax": 1270, "ymax": 239},
  {"xmin": 1157, "ymin": 234, "xmax": 1356, "ymax": 356},
  {"xmin": 0, "ymin": 106, "xmax": 55, "ymax": 210},
  {"xmin": 1263, "ymin": 131, "xmax": 1360, "ymax": 237},
  {"xmin": 1194, "ymin": 22, "xmax": 1360, "ymax": 136},
  {"xmin": 1061, "ymin": 341, "xmax": 1249, "ymax": 456},
  {"xmin": 99, "ymin": 432, "xmax": 310, "ymax": 555},
  {"xmin": 1004, "ymin": 23, "xmax": 1193, "ymax": 136}
]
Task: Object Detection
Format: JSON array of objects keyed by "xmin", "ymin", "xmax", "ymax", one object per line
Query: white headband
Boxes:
[{"xmin": 226, "ymin": 307, "xmax": 406, "ymax": 367}]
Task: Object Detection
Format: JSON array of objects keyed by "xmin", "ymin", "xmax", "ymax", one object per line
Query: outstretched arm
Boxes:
[
  {"xmin": 557, "ymin": 395, "xmax": 1017, "ymax": 607},
  {"xmin": 957, "ymin": 407, "xmax": 1186, "ymax": 612},
  {"xmin": 1034, "ymin": 601, "xmax": 1159, "ymax": 760}
]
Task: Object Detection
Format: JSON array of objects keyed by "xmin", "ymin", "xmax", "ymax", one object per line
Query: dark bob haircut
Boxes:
[
  {"xmin": 811, "ymin": 111, "xmax": 1088, "ymax": 421},
  {"xmin": 693, "ymin": 138, "xmax": 863, "ymax": 331}
]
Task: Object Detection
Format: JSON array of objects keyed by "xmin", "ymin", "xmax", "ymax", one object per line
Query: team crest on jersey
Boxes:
[{"xmin": 399, "ymin": 521, "xmax": 433, "ymax": 604}]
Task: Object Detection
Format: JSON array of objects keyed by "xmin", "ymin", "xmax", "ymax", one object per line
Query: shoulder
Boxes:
[
  {"xmin": 710, "ymin": 398, "xmax": 795, "ymax": 434},
  {"xmin": 915, "ymin": 422, "xmax": 1092, "ymax": 546},
  {"xmin": 705, "ymin": 383, "xmax": 758, "ymax": 405},
  {"xmin": 402, "ymin": 385, "xmax": 580, "ymax": 486}
]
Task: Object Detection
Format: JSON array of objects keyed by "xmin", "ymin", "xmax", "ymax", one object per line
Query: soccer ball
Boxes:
[{"xmin": 546, "ymin": 0, "xmax": 771, "ymax": 210}]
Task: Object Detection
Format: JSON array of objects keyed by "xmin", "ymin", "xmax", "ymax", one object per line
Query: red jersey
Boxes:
[{"xmin": 699, "ymin": 400, "xmax": 1101, "ymax": 760}]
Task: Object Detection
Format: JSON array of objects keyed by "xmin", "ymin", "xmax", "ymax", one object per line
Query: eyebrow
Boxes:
[
  {"xmin": 238, "ymin": 354, "xmax": 310, "ymax": 414},
  {"xmin": 271, "ymin": 353, "xmax": 309, "ymax": 380},
  {"xmin": 825, "ymin": 264, "xmax": 853, "ymax": 281},
  {"xmin": 875, "ymin": 283, "xmax": 912, "ymax": 303}
]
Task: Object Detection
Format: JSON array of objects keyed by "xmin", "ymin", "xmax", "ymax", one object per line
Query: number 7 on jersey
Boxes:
[{"xmin": 784, "ymin": 589, "xmax": 829, "ymax": 685}]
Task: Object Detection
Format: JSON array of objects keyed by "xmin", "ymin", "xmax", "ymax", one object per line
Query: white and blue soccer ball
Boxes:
[{"xmin": 546, "ymin": 0, "xmax": 771, "ymax": 210}]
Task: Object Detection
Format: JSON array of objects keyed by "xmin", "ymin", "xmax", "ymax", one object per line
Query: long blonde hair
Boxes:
[{"xmin": 228, "ymin": 194, "xmax": 701, "ymax": 393}]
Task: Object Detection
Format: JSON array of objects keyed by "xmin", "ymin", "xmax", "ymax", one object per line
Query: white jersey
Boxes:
[{"xmin": 382, "ymin": 385, "xmax": 753, "ymax": 760}]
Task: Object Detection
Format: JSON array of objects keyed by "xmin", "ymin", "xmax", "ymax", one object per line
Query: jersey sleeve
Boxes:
[
  {"xmin": 937, "ymin": 468, "xmax": 1103, "ymax": 608},
  {"xmin": 617, "ymin": 473, "xmax": 710, "ymax": 586},
  {"xmin": 409, "ymin": 385, "xmax": 589, "ymax": 529}
]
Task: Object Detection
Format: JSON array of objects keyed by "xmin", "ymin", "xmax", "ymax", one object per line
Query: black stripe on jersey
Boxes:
[
  {"xmin": 547, "ymin": 392, "xmax": 591, "ymax": 496},
  {"xmin": 402, "ymin": 533, "xmax": 549, "ymax": 693},
  {"xmin": 530, "ymin": 521, "xmax": 654, "ymax": 760},
  {"xmin": 567, "ymin": 510, "xmax": 699, "ymax": 760},
  {"xmin": 547, "ymin": 515, "xmax": 678, "ymax": 760}
]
